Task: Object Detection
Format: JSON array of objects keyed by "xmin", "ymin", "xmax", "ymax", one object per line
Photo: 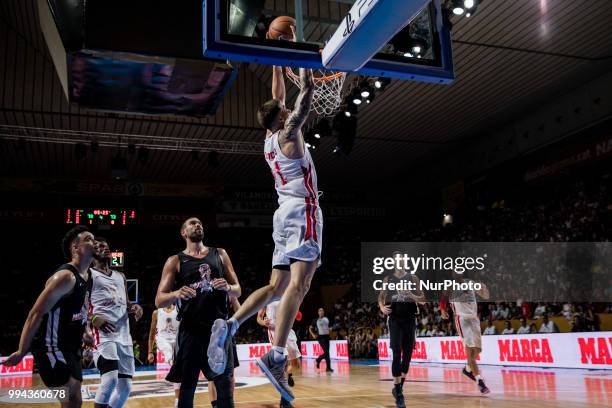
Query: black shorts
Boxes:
[
  {"xmin": 388, "ymin": 316, "xmax": 416, "ymax": 351},
  {"xmin": 166, "ymin": 324, "xmax": 234, "ymax": 388},
  {"xmin": 33, "ymin": 350, "xmax": 82, "ymax": 388}
]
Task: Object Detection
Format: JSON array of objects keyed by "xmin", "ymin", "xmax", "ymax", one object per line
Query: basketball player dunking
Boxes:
[
  {"xmin": 207, "ymin": 26, "xmax": 318, "ymax": 404},
  {"xmin": 148, "ymin": 304, "xmax": 180, "ymax": 406},
  {"xmin": 88, "ymin": 237, "xmax": 143, "ymax": 408},
  {"xmin": 440, "ymin": 275, "xmax": 491, "ymax": 394},
  {"xmin": 378, "ymin": 257, "xmax": 425, "ymax": 408},
  {"xmin": 2, "ymin": 226, "xmax": 94, "ymax": 408},
  {"xmin": 155, "ymin": 217, "xmax": 241, "ymax": 408},
  {"xmin": 257, "ymin": 300, "xmax": 302, "ymax": 407}
]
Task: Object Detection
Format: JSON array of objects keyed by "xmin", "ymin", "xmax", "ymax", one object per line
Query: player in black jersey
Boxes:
[
  {"xmin": 378, "ymin": 258, "xmax": 424, "ymax": 408},
  {"xmin": 155, "ymin": 217, "xmax": 241, "ymax": 408},
  {"xmin": 2, "ymin": 226, "xmax": 95, "ymax": 408}
]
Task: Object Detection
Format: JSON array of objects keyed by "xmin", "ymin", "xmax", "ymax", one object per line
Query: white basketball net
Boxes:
[{"xmin": 286, "ymin": 68, "xmax": 346, "ymax": 117}]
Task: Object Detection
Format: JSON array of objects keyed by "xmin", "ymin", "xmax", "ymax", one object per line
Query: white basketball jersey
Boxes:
[
  {"xmin": 156, "ymin": 306, "xmax": 179, "ymax": 342},
  {"xmin": 266, "ymin": 300, "xmax": 280, "ymax": 328},
  {"xmin": 450, "ymin": 281, "xmax": 478, "ymax": 317},
  {"xmin": 264, "ymin": 131, "xmax": 319, "ymax": 206},
  {"xmin": 89, "ymin": 267, "xmax": 132, "ymax": 345}
]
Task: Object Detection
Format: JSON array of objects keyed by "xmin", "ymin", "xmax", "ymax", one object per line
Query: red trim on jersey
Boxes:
[
  {"xmin": 268, "ymin": 328, "xmax": 275, "ymax": 344},
  {"xmin": 93, "ymin": 327, "xmax": 100, "ymax": 346},
  {"xmin": 274, "ymin": 161, "xmax": 287, "ymax": 185},
  {"xmin": 301, "ymin": 165, "xmax": 318, "ymax": 242},
  {"xmin": 304, "ymin": 198, "xmax": 313, "ymax": 240},
  {"xmin": 88, "ymin": 301, "xmax": 100, "ymax": 347}
]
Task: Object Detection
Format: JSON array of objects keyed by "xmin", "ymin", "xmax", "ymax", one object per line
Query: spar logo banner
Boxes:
[
  {"xmin": 378, "ymin": 332, "xmax": 612, "ymax": 369},
  {"xmin": 0, "ymin": 355, "xmax": 34, "ymax": 376},
  {"xmin": 236, "ymin": 340, "xmax": 349, "ymax": 361}
]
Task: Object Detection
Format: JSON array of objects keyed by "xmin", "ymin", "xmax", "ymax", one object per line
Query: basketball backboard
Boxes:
[{"xmin": 203, "ymin": 0, "xmax": 454, "ymax": 84}]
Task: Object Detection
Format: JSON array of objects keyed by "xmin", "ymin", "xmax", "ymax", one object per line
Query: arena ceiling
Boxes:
[{"xmin": 0, "ymin": 0, "xmax": 611, "ymax": 189}]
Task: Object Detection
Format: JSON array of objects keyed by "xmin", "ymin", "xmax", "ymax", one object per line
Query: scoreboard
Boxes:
[
  {"xmin": 111, "ymin": 251, "xmax": 125, "ymax": 267},
  {"xmin": 65, "ymin": 209, "xmax": 136, "ymax": 226}
]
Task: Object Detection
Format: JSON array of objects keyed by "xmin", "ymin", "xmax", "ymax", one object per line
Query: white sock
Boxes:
[
  {"xmin": 475, "ymin": 374, "xmax": 482, "ymax": 381},
  {"xmin": 465, "ymin": 365, "xmax": 472, "ymax": 373},
  {"xmin": 272, "ymin": 346, "xmax": 287, "ymax": 363},
  {"xmin": 228, "ymin": 318, "xmax": 239, "ymax": 336}
]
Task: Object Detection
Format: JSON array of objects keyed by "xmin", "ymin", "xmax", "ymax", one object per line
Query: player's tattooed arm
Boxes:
[{"xmin": 282, "ymin": 68, "xmax": 314, "ymax": 141}]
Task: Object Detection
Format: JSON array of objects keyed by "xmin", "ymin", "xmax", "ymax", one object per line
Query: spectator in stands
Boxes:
[
  {"xmin": 432, "ymin": 324, "xmax": 445, "ymax": 337},
  {"xmin": 444, "ymin": 321, "xmax": 456, "ymax": 336},
  {"xmin": 520, "ymin": 301, "xmax": 532, "ymax": 319},
  {"xmin": 501, "ymin": 320, "xmax": 515, "ymax": 335},
  {"xmin": 534, "ymin": 303, "xmax": 547, "ymax": 319},
  {"xmin": 494, "ymin": 303, "xmax": 510, "ymax": 320},
  {"xmin": 516, "ymin": 317, "xmax": 531, "ymax": 334},
  {"xmin": 529, "ymin": 323, "xmax": 537, "ymax": 333},
  {"xmin": 483, "ymin": 320, "xmax": 498, "ymax": 335},
  {"xmin": 511, "ymin": 304, "xmax": 523, "ymax": 319},
  {"xmin": 583, "ymin": 304, "xmax": 600, "ymax": 331},
  {"xmin": 561, "ymin": 302, "xmax": 574, "ymax": 320},
  {"xmin": 570, "ymin": 314, "xmax": 587, "ymax": 332},
  {"xmin": 538, "ymin": 314, "xmax": 559, "ymax": 333},
  {"xmin": 424, "ymin": 324, "xmax": 435, "ymax": 337}
]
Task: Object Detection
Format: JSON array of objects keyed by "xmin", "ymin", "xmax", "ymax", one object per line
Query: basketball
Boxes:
[{"xmin": 268, "ymin": 16, "xmax": 296, "ymax": 40}]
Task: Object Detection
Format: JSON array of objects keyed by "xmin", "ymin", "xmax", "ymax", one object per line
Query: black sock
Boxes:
[
  {"xmin": 211, "ymin": 401, "xmax": 217, "ymax": 408},
  {"xmin": 394, "ymin": 383, "xmax": 402, "ymax": 393},
  {"xmin": 400, "ymin": 377, "xmax": 405, "ymax": 387}
]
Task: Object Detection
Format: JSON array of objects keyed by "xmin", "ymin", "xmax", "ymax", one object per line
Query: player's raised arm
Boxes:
[
  {"xmin": 475, "ymin": 282, "xmax": 490, "ymax": 300},
  {"xmin": 272, "ymin": 66, "xmax": 286, "ymax": 105},
  {"xmin": 282, "ymin": 67, "xmax": 314, "ymax": 142}
]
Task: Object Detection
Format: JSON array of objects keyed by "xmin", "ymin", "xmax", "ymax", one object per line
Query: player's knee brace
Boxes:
[
  {"xmin": 94, "ymin": 369, "xmax": 119, "ymax": 405},
  {"xmin": 108, "ymin": 375, "xmax": 132, "ymax": 408}
]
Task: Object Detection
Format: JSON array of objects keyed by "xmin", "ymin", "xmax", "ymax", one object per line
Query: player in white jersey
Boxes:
[
  {"xmin": 257, "ymin": 301, "xmax": 301, "ymax": 388},
  {"xmin": 148, "ymin": 304, "xmax": 180, "ymax": 406},
  {"xmin": 88, "ymin": 237, "xmax": 143, "ymax": 408},
  {"xmin": 208, "ymin": 25, "xmax": 317, "ymax": 405},
  {"xmin": 440, "ymin": 276, "xmax": 490, "ymax": 395}
]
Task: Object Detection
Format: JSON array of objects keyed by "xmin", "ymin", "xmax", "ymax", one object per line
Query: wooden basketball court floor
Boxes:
[{"xmin": 2, "ymin": 360, "xmax": 610, "ymax": 407}]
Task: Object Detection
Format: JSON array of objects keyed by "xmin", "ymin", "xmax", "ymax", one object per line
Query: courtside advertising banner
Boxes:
[
  {"xmin": 378, "ymin": 332, "xmax": 612, "ymax": 369},
  {"xmin": 0, "ymin": 355, "xmax": 34, "ymax": 376},
  {"xmin": 236, "ymin": 340, "xmax": 349, "ymax": 361}
]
